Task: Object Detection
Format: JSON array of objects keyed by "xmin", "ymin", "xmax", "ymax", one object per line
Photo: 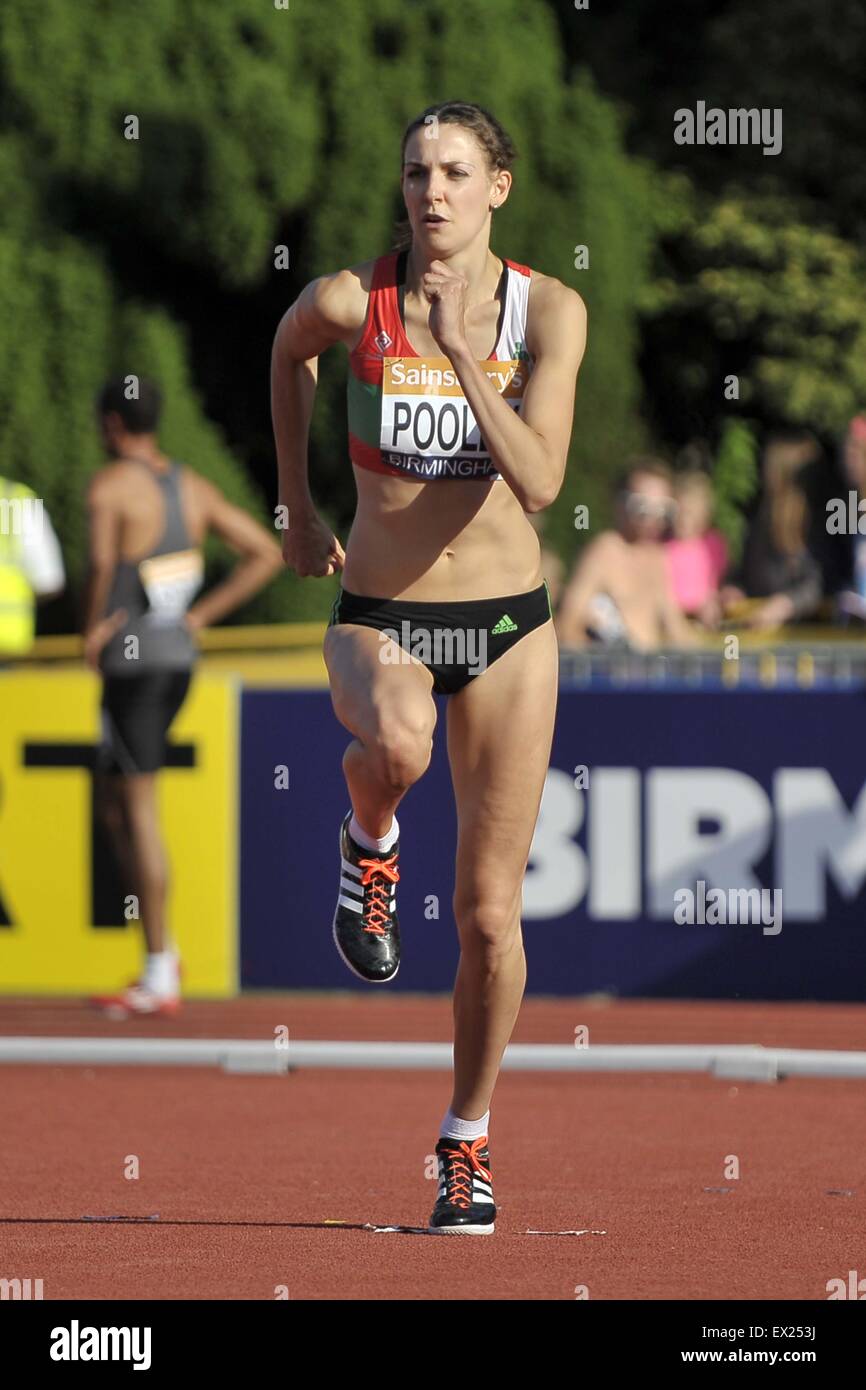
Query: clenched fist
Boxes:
[
  {"xmin": 281, "ymin": 512, "xmax": 345, "ymax": 578},
  {"xmin": 421, "ymin": 259, "xmax": 469, "ymax": 356}
]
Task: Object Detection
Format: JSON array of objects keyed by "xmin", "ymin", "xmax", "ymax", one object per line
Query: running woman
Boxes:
[
  {"xmin": 271, "ymin": 102, "xmax": 586, "ymax": 1234},
  {"xmin": 85, "ymin": 377, "xmax": 282, "ymax": 1017}
]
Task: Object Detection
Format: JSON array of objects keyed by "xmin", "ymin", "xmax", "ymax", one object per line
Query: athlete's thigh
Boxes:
[
  {"xmin": 323, "ymin": 623, "xmax": 437, "ymax": 742},
  {"xmin": 446, "ymin": 620, "xmax": 559, "ymax": 905}
]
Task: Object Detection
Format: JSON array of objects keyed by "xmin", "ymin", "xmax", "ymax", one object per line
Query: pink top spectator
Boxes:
[{"xmin": 665, "ymin": 530, "xmax": 728, "ymax": 614}]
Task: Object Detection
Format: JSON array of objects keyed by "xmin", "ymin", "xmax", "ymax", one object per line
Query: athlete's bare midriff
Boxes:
[
  {"xmin": 342, "ymin": 468, "xmax": 543, "ymax": 600},
  {"xmin": 339, "ymin": 258, "xmax": 545, "ymax": 602}
]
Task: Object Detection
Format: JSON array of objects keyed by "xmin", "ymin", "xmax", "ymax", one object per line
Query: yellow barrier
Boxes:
[
  {"xmin": 0, "ymin": 670, "xmax": 238, "ymax": 995},
  {"xmin": 9, "ymin": 624, "xmax": 331, "ymax": 687},
  {"xmin": 16, "ymin": 618, "xmax": 862, "ymax": 667},
  {"xmin": 13, "ymin": 622, "xmax": 329, "ymax": 662}
]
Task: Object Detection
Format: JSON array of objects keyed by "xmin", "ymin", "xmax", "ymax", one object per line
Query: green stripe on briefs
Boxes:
[{"xmin": 346, "ymin": 374, "xmax": 382, "ymax": 446}]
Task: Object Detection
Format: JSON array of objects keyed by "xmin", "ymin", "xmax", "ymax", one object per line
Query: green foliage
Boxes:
[
  {"xmin": 19, "ymin": 1, "xmax": 860, "ymax": 620},
  {"xmin": 711, "ymin": 419, "xmax": 759, "ymax": 564},
  {"xmin": 557, "ymin": 0, "xmax": 866, "ymax": 242},
  {"xmin": 641, "ymin": 189, "xmax": 866, "ymax": 445},
  {"xmin": 0, "ymin": 0, "xmax": 654, "ymax": 628},
  {"xmin": 557, "ymin": 0, "xmax": 866, "ymax": 523},
  {"xmin": 706, "ymin": 0, "xmax": 866, "ymax": 241}
]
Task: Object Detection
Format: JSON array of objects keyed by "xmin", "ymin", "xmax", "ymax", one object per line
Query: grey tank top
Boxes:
[{"xmin": 100, "ymin": 460, "xmax": 203, "ymax": 675}]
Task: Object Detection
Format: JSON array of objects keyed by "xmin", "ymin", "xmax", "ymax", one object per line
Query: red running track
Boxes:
[{"xmin": 1, "ymin": 995, "xmax": 864, "ymax": 1300}]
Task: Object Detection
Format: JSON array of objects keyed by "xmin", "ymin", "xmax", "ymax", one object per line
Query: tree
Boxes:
[
  {"xmin": 640, "ymin": 186, "xmax": 866, "ymax": 448},
  {"xmin": 0, "ymin": 0, "xmax": 654, "ymax": 628}
]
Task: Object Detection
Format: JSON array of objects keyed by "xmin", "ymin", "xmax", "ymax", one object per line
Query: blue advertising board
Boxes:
[{"xmin": 240, "ymin": 688, "xmax": 866, "ymax": 999}]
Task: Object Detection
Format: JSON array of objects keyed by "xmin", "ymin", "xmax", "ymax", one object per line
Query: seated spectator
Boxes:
[
  {"xmin": 665, "ymin": 470, "xmax": 728, "ymax": 627},
  {"xmin": 722, "ymin": 432, "xmax": 823, "ymax": 629},
  {"xmin": 833, "ymin": 413, "xmax": 866, "ymax": 624},
  {"xmin": 556, "ymin": 457, "xmax": 696, "ymax": 650}
]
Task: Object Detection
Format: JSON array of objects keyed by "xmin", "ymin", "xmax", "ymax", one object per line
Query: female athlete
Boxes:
[{"xmin": 271, "ymin": 101, "xmax": 586, "ymax": 1234}]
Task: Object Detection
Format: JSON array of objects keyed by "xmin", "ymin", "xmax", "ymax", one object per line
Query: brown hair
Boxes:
[
  {"xmin": 392, "ymin": 101, "xmax": 518, "ymax": 251},
  {"xmin": 761, "ymin": 432, "xmax": 819, "ymax": 557},
  {"xmin": 615, "ymin": 456, "xmax": 674, "ymax": 496}
]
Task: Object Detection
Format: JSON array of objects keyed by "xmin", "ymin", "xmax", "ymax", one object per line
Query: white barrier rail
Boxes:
[{"xmin": 1, "ymin": 1037, "xmax": 866, "ymax": 1079}]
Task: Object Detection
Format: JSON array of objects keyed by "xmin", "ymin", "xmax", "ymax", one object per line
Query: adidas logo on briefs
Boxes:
[{"xmin": 491, "ymin": 614, "xmax": 519, "ymax": 634}]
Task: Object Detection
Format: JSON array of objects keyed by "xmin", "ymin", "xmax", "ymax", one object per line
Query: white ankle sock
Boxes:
[
  {"xmin": 440, "ymin": 1108, "xmax": 490, "ymax": 1142},
  {"xmin": 143, "ymin": 950, "xmax": 179, "ymax": 998},
  {"xmin": 349, "ymin": 812, "xmax": 399, "ymax": 854}
]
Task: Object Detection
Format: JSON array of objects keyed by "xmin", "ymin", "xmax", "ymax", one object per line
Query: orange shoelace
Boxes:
[
  {"xmin": 358, "ymin": 853, "xmax": 400, "ymax": 934},
  {"xmin": 440, "ymin": 1137, "xmax": 491, "ymax": 1209}
]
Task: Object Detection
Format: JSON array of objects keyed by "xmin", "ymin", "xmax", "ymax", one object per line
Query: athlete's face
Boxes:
[{"xmin": 401, "ymin": 124, "xmax": 510, "ymax": 253}]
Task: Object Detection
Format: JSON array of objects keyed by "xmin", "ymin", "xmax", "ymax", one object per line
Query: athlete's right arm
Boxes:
[{"xmin": 270, "ymin": 268, "xmax": 367, "ymax": 578}]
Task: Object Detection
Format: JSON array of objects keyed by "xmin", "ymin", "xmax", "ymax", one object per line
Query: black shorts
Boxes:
[
  {"xmin": 98, "ymin": 670, "xmax": 192, "ymax": 775},
  {"xmin": 328, "ymin": 581, "xmax": 553, "ymax": 695}
]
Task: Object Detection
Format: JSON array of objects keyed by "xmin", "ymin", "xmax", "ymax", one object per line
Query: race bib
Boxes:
[
  {"xmin": 138, "ymin": 549, "xmax": 204, "ymax": 626},
  {"xmin": 380, "ymin": 356, "xmax": 525, "ymax": 481}
]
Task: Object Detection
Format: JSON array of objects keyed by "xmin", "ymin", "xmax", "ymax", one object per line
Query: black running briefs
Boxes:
[{"xmin": 328, "ymin": 581, "xmax": 553, "ymax": 695}]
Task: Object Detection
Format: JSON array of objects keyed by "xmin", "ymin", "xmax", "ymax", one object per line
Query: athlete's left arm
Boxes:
[
  {"xmin": 185, "ymin": 476, "xmax": 284, "ymax": 629},
  {"xmin": 448, "ymin": 277, "xmax": 587, "ymax": 511}
]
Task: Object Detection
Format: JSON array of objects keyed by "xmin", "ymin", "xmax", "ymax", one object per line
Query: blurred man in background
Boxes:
[
  {"xmin": 0, "ymin": 477, "xmax": 65, "ymax": 659},
  {"xmin": 556, "ymin": 458, "xmax": 696, "ymax": 649},
  {"xmin": 84, "ymin": 377, "xmax": 283, "ymax": 1017}
]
